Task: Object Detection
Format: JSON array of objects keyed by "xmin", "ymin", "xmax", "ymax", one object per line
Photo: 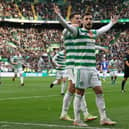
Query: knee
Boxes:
[
  {"xmin": 68, "ymin": 87, "xmax": 75, "ymax": 94},
  {"xmin": 75, "ymin": 88, "xmax": 85, "ymax": 96},
  {"xmin": 93, "ymin": 86, "xmax": 103, "ymax": 94}
]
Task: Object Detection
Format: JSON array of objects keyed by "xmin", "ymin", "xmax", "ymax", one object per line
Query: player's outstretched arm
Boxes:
[
  {"xmin": 53, "ymin": 4, "xmax": 78, "ymax": 36},
  {"xmin": 96, "ymin": 15, "xmax": 119, "ymax": 36}
]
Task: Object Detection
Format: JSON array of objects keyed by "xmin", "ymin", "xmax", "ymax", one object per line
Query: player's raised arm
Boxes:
[
  {"xmin": 96, "ymin": 15, "xmax": 119, "ymax": 36},
  {"xmin": 53, "ymin": 4, "xmax": 78, "ymax": 36}
]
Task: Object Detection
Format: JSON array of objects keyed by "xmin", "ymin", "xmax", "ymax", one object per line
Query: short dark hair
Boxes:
[
  {"xmin": 82, "ymin": 12, "xmax": 92, "ymax": 19},
  {"xmin": 69, "ymin": 12, "xmax": 80, "ymax": 20}
]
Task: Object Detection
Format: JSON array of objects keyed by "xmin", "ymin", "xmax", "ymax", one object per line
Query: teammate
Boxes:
[
  {"xmin": 50, "ymin": 49, "xmax": 67, "ymax": 95},
  {"xmin": 10, "ymin": 51, "xmax": 24, "ymax": 86},
  {"xmin": 121, "ymin": 48, "xmax": 129, "ymax": 92},
  {"xmin": 54, "ymin": 5, "xmax": 97, "ymax": 125},
  {"xmin": 100, "ymin": 58, "xmax": 109, "ymax": 81},
  {"xmin": 54, "ymin": 4, "xmax": 118, "ymax": 126},
  {"xmin": 108, "ymin": 56, "xmax": 118, "ymax": 85}
]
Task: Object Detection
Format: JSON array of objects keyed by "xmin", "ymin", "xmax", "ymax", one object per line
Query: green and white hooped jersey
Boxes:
[
  {"xmin": 63, "ymin": 29, "xmax": 75, "ymax": 69},
  {"xmin": 109, "ymin": 59, "xmax": 118, "ymax": 71},
  {"xmin": 64, "ymin": 27, "xmax": 97, "ymax": 69},
  {"xmin": 11, "ymin": 55, "xmax": 23, "ymax": 69},
  {"xmin": 53, "ymin": 50, "xmax": 66, "ymax": 71}
]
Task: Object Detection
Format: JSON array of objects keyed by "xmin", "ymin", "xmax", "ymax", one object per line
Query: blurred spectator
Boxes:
[
  {"xmin": 0, "ymin": 1, "xmax": 128, "ymax": 20},
  {"xmin": 0, "ymin": 0, "xmax": 129, "ymax": 72}
]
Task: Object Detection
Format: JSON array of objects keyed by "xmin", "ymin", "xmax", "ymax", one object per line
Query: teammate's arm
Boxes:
[{"xmin": 53, "ymin": 4, "xmax": 78, "ymax": 36}]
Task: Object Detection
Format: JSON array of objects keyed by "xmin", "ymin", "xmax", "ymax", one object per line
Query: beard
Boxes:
[{"xmin": 85, "ymin": 24, "xmax": 92, "ymax": 30}]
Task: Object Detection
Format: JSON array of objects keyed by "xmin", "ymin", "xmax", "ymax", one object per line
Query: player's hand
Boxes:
[
  {"xmin": 111, "ymin": 15, "xmax": 119, "ymax": 24},
  {"xmin": 53, "ymin": 4, "xmax": 60, "ymax": 15}
]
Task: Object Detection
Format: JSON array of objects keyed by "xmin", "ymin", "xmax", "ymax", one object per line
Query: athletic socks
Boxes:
[
  {"xmin": 80, "ymin": 95, "xmax": 89, "ymax": 117},
  {"xmin": 60, "ymin": 91, "xmax": 73, "ymax": 117},
  {"xmin": 96, "ymin": 94, "xmax": 107, "ymax": 120},
  {"xmin": 73, "ymin": 93, "xmax": 83, "ymax": 121},
  {"xmin": 121, "ymin": 80, "xmax": 126, "ymax": 91},
  {"xmin": 20, "ymin": 77, "xmax": 24, "ymax": 84},
  {"xmin": 61, "ymin": 82, "xmax": 66, "ymax": 95},
  {"xmin": 53, "ymin": 80, "xmax": 58, "ymax": 85}
]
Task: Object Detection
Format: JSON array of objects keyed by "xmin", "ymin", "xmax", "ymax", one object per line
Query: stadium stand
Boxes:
[{"xmin": 0, "ymin": 0, "xmax": 129, "ymax": 73}]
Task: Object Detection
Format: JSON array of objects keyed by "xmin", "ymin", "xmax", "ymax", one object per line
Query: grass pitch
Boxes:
[{"xmin": 0, "ymin": 77, "xmax": 129, "ymax": 129}]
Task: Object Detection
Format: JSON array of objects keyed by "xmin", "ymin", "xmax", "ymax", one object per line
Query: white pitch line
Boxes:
[
  {"xmin": 0, "ymin": 95, "xmax": 59, "ymax": 101},
  {"xmin": 0, "ymin": 90, "xmax": 116, "ymax": 101},
  {"xmin": 0, "ymin": 121, "xmax": 117, "ymax": 129}
]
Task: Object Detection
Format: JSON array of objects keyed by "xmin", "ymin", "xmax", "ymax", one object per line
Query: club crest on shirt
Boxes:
[{"xmin": 87, "ymin": 31, "xmax": 93, "ymax": 38}]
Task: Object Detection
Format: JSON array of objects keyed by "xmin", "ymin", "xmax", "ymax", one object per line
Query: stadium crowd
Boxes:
[
  {"xmin": 0, "ymin": 0, "xmax": 128, "ymax": 20},
  {"xmin": 0, "ymin": 0, "xmax": 129, "ymax": 73},
  {"xmin": 0, "ymin": 25, "xmax": 129, "ymax": 72},
  {"xmin": 0, "ymin": 26, "xmax": 63, "ymax": 72}
]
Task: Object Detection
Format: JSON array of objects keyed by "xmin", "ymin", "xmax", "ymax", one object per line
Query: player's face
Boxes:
[
  {"xmin": 71, "ymin": 14, "xmax": 81, "ymax": 27},
  {"xmin": 82, "ymin": 15, "xmax": 93, "ymax": 30}
]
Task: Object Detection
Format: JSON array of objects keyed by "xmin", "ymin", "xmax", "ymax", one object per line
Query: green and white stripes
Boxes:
[
  {"xmin": 53, "ymin": 50, "xmax": 65, "ymax": 71},
  {"xmin": 64, "ymin": 27, "xmax": 97, "ymax": 69}
]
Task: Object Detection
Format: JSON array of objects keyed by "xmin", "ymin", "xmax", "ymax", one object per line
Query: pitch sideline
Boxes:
[
  {"xmin": 0, "ymin": 121, "xmax": 117, "ymax": 129},
  {"xmin": 0, "ymin": 90, "xmax": 116, "ymax": 101}
]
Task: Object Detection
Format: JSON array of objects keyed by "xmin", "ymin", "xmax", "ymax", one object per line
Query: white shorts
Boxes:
[
  {"xmin": 14, "ymin": 67, "xmax": 23, "ymax": 74},
  {"xmin": 56, "ymin": 70, "xmax": 68, "ymax": 80},
  {"xmin": 102, "ymin": 70, "xmax": 108, "ymax": 75},
  {"xmin": 110, "ymin": 71, "xmax": 117, "ymax": 77},
  {"xmin": 14, "ymin": 67, "xmax": 23, "ymax": 76},
  {"xmin": 66, "ymin": 68, "xmax": 75, "ymax": 84},
  {"xmin": 74, "ymin": 68, "xmax": 101, "ymax": 89}
]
